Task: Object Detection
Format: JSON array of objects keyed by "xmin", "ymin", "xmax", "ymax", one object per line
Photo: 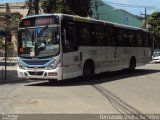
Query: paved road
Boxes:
[{"xmin": 0, "ymin": 63, "xmax": 160, "ymax": 114}]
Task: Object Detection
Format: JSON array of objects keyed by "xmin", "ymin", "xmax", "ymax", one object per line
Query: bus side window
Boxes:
[
  {"xmin": 105, "ymin": 27, "xmax": 115, "ymax": 46},
  {"xmin": 127, "ymin": 31, "xmax": 136, "ymax": 47},
  {"xmin": 142, "ymin": 32, "xmax": 149, "ymax": 47},
  {"xmin": 136, "ymin": 32, "xmax": 142, "ymax": 47},
  {"xmin": 78, "ymin": 23, "xmax": 90, "ymax": 46},
  {"xmin": 118, "ymin": 29, "xmax": 127, "ymax": 46},
  {"xmin": 62, "ymin": 21, "xmax": 78, "ymax": 52},
  {"xmin": 91, "ymin": 24, "xmax": 105, "ymax": 46}
]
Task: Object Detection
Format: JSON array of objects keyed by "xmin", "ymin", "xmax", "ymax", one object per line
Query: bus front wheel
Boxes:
[{"xmin": 83, "ymin": 61, "xmax": 94, "ymax": 80}]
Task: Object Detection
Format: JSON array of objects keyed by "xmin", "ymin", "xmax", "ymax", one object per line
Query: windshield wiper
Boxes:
[{"xmin": 37, "ymin": 26, "xmax": 48, "ymax": 36}]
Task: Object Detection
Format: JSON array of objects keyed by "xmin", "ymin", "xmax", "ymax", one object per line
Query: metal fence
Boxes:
[{"xmin": 0, "ymin": 50, "xmax": 17, "ymax": 57}]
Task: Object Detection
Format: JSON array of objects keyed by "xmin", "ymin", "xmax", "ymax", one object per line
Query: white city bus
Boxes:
[{"xmin": 17, "ymin": 14, "xmax": 151, "ymax": 81}]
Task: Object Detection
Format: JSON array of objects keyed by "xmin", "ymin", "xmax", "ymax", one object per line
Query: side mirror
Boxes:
[{"xmin": 63, "ymin": 29, "xmax": 67, "ymax": 45}]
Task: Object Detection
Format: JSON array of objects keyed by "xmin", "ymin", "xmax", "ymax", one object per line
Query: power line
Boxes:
[
  {"xmin": 102, "ymin": 1, "xmax": 157, "ymax": 24},
  {"xmin": 100, "ymin": 1, "xmax": 152, "ymax": 29},
  {"xmin": 102, "ymin": 1, "xmax": 155, "ymax": 9},
  {"xmin": 93, "ymin": 0, "xmax": 104, "ymax": 20}
]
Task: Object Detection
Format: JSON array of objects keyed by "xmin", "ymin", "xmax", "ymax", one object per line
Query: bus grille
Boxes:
[
  {"xmin": 28, "ymin": 71, "xmax": 44, "ymax": 76},
  {"xmin": 27, "ymin": 66, "xmax": 46, "ymax": 69},
  {"xmin": 23, "ymin": 60, "xmax": 50, "ymax": 65}
]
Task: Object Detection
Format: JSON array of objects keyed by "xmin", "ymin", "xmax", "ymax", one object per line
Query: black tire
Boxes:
[
  {"xmin": 48, "ymin": 79, "xmax": 58, "ymax": 83},
  {"xmin": 129, "ymin": 58, "xmax": 136, "ymax": 72},
  {"xmin": 83, "ymin": 61, "xmax": 94, "ymax": 80}
]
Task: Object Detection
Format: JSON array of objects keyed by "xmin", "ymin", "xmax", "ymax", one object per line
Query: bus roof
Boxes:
[{"xmin": 22, "ymin": 13, "xmax": 148, "ymax": 32}]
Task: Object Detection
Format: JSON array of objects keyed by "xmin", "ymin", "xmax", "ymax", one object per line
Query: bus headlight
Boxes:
[
  {"xmin": 47, "ymin": 59, "xmax": 61, "ymax": 70},
  {"xmin": 18, "ymin": 61, "xmax": 26, "ymax": 69},
  {"xmin": 47, "ymin": 62, "xmax": 56, "ymax": 70}
]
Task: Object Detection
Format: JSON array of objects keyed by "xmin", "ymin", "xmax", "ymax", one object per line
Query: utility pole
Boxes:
[
  {"xmin": 144, "ymin": 7, "xmax": 147, "ymax": 29},
  {"xmin": 27, "ymin": 0, "xmax": 34, "ymax": 16},
  {"xmin": 94, "ymin": 0, "xmax": 103, "ymax": 20},
  {"xmin": 27, "ymin": 0, "xmax": 40, "ymax": 16},
  {"xmin": 5, "ymin": 3, "xmax": 11, "ymax": 80},
  {"xmin": 95, "ymin": 0, "xmax": 99, "ymax": 20},
  {"xmin": 34, "ymin": 0, "xmax": 40, "ymax": 14},
  {"xmin": 141, "ymin": 7, "xmax": 147, "ymax": 29}
]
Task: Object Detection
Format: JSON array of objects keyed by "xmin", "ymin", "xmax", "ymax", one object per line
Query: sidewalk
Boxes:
[{"xmin": 0, "ymin": 58, "xmax": 21, "ymax": 83}]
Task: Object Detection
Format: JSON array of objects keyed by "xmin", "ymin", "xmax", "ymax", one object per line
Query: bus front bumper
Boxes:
[{"xmin": 17, "ymin": 67, "xmax": 62, "ymax": 80}]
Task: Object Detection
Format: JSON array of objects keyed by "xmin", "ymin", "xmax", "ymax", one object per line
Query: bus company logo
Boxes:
[{"xmin": 34, "ymin": 67, "xmax": 38, "ymax": 70}]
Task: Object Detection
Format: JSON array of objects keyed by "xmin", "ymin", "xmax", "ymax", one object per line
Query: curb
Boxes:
[{"xmin": 0, "ymin": 79, "xmax": 24, "ymax": 84}]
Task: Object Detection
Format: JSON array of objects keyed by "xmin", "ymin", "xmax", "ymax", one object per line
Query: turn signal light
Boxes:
[{"xmin": 48, "ymin": 72, "xmax": 57, "ymax": 76}]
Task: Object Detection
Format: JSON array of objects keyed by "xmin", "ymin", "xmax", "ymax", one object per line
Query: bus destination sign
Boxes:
[
  {"xmin": 35, "ymin": 17, "xmax": 53, "ymax": 26},
  {"xmin": 20, "ymin": 16, "xmax": 59, "ymax": 27}
]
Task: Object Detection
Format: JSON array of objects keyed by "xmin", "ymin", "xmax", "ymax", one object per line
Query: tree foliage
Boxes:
[
  {"xmin": 41, "ymin": 0, "xmax": 93, "ymax": 17},
  {"xmin": 0, "ymin": 37, "xmax": 13, "ymax": 51},
  {"xmin": 0, "ymin": 12, "xmax": 22, "ymax": 51},
  {"xmin": 0, "ymin": 37, "xmax": 4, "ymax": 50},
  {"xmin": 147, "ymin": 12, "xmax": 160, "ymax": 49},
  {"xmin": 9, "ymin": 12, "xmax": 23, "ymax": 32},
  {"xmin": 0, "ymin": 12, "xmax": 22, "ymax": 32}
]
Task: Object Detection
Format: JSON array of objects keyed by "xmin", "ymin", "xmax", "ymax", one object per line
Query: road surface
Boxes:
[{"xmin": 0, "ymin": 63, "xmax": 160, "ymax": 114}]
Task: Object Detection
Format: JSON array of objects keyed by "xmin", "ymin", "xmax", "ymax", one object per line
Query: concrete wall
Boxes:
[{"xmin": 0, "ymin": 2, "xmax": 28, "ymax": 17}]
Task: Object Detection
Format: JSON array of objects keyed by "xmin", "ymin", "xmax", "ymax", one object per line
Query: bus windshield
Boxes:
[{"xmin": 18, "ymin": 26, "xmax": 60, "ymax": 58}]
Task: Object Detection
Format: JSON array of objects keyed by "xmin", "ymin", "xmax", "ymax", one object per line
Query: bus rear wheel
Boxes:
[{"xmin": 83, "ymin": 61, "xmax": 94, "ymax": 80}]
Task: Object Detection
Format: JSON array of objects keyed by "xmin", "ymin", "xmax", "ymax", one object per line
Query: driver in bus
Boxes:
[{"xmin": 22, "ymin": 32, "xmax": 26, "ymax": 48}]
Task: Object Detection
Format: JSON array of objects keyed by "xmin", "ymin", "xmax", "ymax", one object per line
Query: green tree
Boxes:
[
  {"xmin": 0, "ymin": 16, "xmax": 5, "ymax": 30},
  {"xmin": 9, "ymin": 12, "xmax": 23, "ymax": 32},
  {"xmin": 68, "ymin": 0, "xmax": 93, "ymax": 17},
  {"xmin": 0, "ymin": 37, "xmax": 4, "ymax": 50},
  {"xmin": 56, "ymin": 0, "xmax": 74, "ymax": 14},
  {"xmin": 0, "ymin": 37, "xmax": 13, "ymax": 51},
  {"xmin": 40, "ymin": 0, "xmax": 56, "ymax": 13},
  {"xmin": 147, "ymin": 12, "xmax": 160, "ymax": 49},
  {"xmin": 0, "ymin": 12, "xmax": 22, "ymax": 52},
  {"xmin": 0, "ymin": 12, "xmax": 22, "ymax": 32},
  {"xmin": 41, "ymin": 0, "xmax": 92, "ymax": 17}
]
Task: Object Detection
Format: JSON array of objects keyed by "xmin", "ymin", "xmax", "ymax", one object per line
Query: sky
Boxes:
[
  {"xmin": 0, "ymin": 0, "xmax": 160, "ymax": 16},
  {"xmin": 0, "ymin": 0, "xmax": 24, "ymax": 3},
  {"xmin": 103, "ymin": 0, "xmax": 160, "ymax": 15}
]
